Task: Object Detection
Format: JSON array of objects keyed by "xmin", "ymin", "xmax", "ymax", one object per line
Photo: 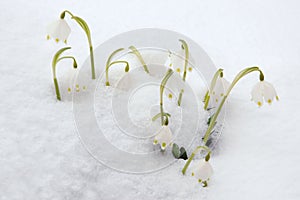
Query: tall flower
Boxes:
[
  {"xmin": 47, "ymin": 10, "xmax": 96, "ymax": 79},
  {"xmin": 47, "ymin": 19, "xmax": 71, "ymax": 43},
  {"xmin": 153, "ymin": 125, "xmax": 173, "ymax": 150},
  {"xmin": 251, "ymin": 80, "xmax": 279, "ymax": 106},
  {"xmin": 191, "ymin": 159, "xmax": 213, "ymax": 187}
]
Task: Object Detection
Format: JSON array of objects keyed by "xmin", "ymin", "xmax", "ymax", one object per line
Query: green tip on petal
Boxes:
[{"xmin": 153, "ymin": 139, "xmax": 158, "ymax": 145}]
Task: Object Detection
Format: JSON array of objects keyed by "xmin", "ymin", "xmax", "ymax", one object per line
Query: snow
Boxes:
[{"xmin": 1, "ymin": 0, "xmax": 300, "ymax": 199}]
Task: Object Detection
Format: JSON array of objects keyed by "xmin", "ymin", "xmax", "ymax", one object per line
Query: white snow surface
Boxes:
[{"xmin": 1, "ymin": 0, "xmax": 300, "ymax": 199}]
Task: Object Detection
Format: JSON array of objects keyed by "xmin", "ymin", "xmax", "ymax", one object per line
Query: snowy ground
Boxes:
[{"xmin": 1, "ymin": 0, "xmax": 300, "ymax": 199}]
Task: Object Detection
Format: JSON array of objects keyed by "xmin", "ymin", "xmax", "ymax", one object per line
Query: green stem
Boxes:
[
  {"xmin": 129, "ymin": 46, "xmax": 149, "ymax": 73},
  {"xmin": 182, "ymin": 146, "xmax": 211, "ymax": 175},
  {"xmin": 52, "ymin": 47, "xmax": 77, "ymax": 101},
  {"xmin": 179, "ymin": 39, "xmax": 189, "ymax": 82},
  {"xmin": 57, "ymin": 56, "xmax": 77, "ymax": 68},
  {"xmin": 105, "ymin": 48, "xmax": 125, "ymax": 86},
  {"xmin": 177, "ymin": 89, "xmax": 184, "ymax": 106},
  {"xmin": 204, "ymin": 69, "xmax": 224, "ymax": 110},
  {"xmin": 53, "ymin": 78, "xmax": 61, "ymax": 100},
  {"xmin": 61, "ymin": 10, "xmax": 96, "ymax": 79},
  {"xmin": 90, "ymin": 46, "xmax": 95, "ymax": 79},
  {"xmin": 152, "ymin": 112, "xmax": 171, "ymax": 121},
  {"xmin": 160, "ymin": 69, "xmax": 174, "ymax": 125},
  {"xmin": 105, "ymin": 61, "xmax": 129, "ymax": 86},
  {"xmin": 177, "ymin": 39, "xmax": 189, "ymax": 106},
  {"xmin": 202, "ymin": 67, "xmax": 264, "ymax": 144}
]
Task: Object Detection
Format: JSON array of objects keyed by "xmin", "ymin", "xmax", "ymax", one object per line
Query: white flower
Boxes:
[
  {"xmin": 153, "ymin": 125, "xmax": 173, "ymax": 150},
  {"xmin": 251, "ymin": 80, "xmax": 279, "ymax": 107},
  {"xmin": 164, "ymin": 74, "xmax": 186, "ymax": 101},
  {"xmin": 191, "ymin": 159, "xmax": 213, "ymax": 183},
  {"xmin": 209, "ymin": 77, "xmax": 230, "ymax": 107},
  {"xmin": 47, "ymin": 19, "xmax": 71, "ymax": 43},
  {"xmin": 165, "ymin": 51, "xmax": 194, "ymax": 74}
]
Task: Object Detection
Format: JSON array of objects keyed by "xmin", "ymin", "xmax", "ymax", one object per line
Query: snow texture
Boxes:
[{"xmin": 1, "ymin": 0, "xmax": 300, "ymax": 199}]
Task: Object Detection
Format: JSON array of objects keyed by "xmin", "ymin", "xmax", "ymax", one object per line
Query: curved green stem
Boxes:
[
  {"xmin": 61, "ymin": 10, "xmax": 96, "ymax": 79},
  {"xmin": 204, "ymin": 69, "xmax": 224, "ymax": 110},
  {"xmin": 129, "ymin": 46, "xmax": 149, "ymax": 73},
  {"xmin": 202, "ymin": 67, "xmax": 264, "ymax": 144},
  {"xmin": 159, "ymin": 69, "xmax": 174, "ymax": 125},
  {"xmin": 179, "ymin": 39, "xmax": 189, "ymax": 82},
  {"xmin": 105, "ymin": 61, "xmax": 129, "ymax": 86},
  {"xmin": 57, "ymin": 56, "xmax": 77, "ymax": 68},
  {"xmin": 52, "ymin": 47, "xmax": 77, "ymax": 101},
  {"xmin": 152, "ymin": 112, "xmax": 171, "ymax": 121},
  {"xmin": 177, "ymin": 39, "xmax": 189, "ymax": 106},
  {"xmin": 182, "ymin": 146, "xmax": 211, "ymax": 175},
  {"xmin": 105, "ymin": 48, "xmax": 125, "ymax": 86}
]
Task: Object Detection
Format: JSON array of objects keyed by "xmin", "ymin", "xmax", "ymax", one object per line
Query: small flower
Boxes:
[
  {"xmin": 251, "ymin": 80, "xmax": 279, "ymax": 107},
  {"xmin": 47, "ymin": 19, "xmax": 71, "ymax": 43},
  {"xmin": 165, "ymin": 51, "xmax": 194, "ymax": 75},
  {"xmin": 191, "ymin": 159, "xmax": 213, "ymax": 186},
  {"xmin": 210, "ymin": 76, "xmax": 230, "ymax": 106},
  {"xmin": 153, "ymin": 125, "xmax": 173, "ymax": 150},
  {"xmin": 164, "ymin": 74, "xmax": 186, "ymax": 101}
]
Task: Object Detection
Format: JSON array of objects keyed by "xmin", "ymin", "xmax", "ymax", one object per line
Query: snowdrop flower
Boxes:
[
  {"xmin": 51, "ymin": 47, "xmax": 77, "ymax": 101},
  {"xmin": 210, "ymin": 76, "xmax": 230, "ymax": 105},
  {"xmin": 47, "ymin": 19, "xmax": 71, "ymax": 43},
  {"xmin": 165, "ymin": 50, "xmax": 193, "ymax": 75},
  {"xmin": 251, "ymin": 80, "xmax": 279, "ymax": 107},
  {"xmin": 191, "ymin": 159, "xmax": 213, "ymax": 186},
  {"xmin": 153, "ymin": 125, "xmax": 173, "ymax": 150},
  {"xmin": 164, "ymin": 75, "xmax": 186, "ymax": 101}
]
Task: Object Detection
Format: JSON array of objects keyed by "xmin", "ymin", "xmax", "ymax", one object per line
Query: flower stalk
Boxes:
[
  {"xmin": 182, "ymin": 145, "xmax": 211, "ymax": 175},
  {"xmin": 202, "ymin": 67, "xmax": 264, "ymax": 144},
  {"xmin": 156, "ymin": 69, "xmax": 174, "ymax": 125},
  {"xmin": 177, "ymin": 39, "xmax": 189, "ymax": 106},
  {"xmin": 129, "ymin": 46, "xmax": 149, "ymax": 74},
  {"xmin": 105, "ymin": 48, "xmax": 129, "ymax": 86},
  {"xmin": 52, "ymin": 47, "xmax": 77, "ymax": 100},
  {"xmin": 60, "ymin": 10, "xmax": 96, "ymax": 79}
]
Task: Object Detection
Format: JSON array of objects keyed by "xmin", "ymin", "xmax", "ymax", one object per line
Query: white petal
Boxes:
[
  {"xmin": 251, "ymin": 81, "xmax": 264, "ymax": 106},
  {"xmin": 209, "ymin": 77, "xmax": 230, "ymax": 107},
  {"xmin": 154, "ymin": 126, "xmax": 173, "ymax": 149},
  {"xmin": 47, "ymin": 19, "xmax": 71, "ymax": 42},
  {"xmin": 165, "ymin": 50, "xmax": 194, "ymax": 74},
  {"xmin": 262, "ymin": 81, "xmax": 278, "ymax": 104},
  {"xmin": 164, "ymin": 74, "xmax": 185, "ymax": 99},
  {"xmin": 191, "ymin": 159, "xmax": 213, "ymax": 181}
]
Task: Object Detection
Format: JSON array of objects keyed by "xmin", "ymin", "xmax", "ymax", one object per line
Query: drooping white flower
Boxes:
[
  {"xmin": 153, "ymin": 125, "xmax": 173, "ymax": 150},
  {"xmin": 209, "ymin": 76, "xmax": 230, "ymax": 106},
  {"xmin": 251, "ymin": 80, "xmax": 279, "ymax": 107},
  {"xmin": 47, "ymin": 19, "xmax": 71, "ymax": 43},
  {"xmin": 191, "ymin": 159, "xmax": 213, "ymax": 184},
  {"xmin": 164, "ymin": 74, "xmax": 186, "ymax": 101},
  {"xmin": 165, "ymin": 51, "xmax": 194, "ymax": 75}
]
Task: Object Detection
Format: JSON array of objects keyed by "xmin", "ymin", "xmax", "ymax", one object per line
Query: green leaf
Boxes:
[
  {"xmin": 52, "ymin": 47, "xmax": 71, "ymax": 67},
  {"xmin": 179, "ymin": 147, "xmax": 188, "ymax": 160},
  {"xmin": 172, "ymin": 143, "xmax": 180, "ymax": 159},
  {"xmin": 72, "ymin": 16, "xmax": 91, "ymax": 38}
]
